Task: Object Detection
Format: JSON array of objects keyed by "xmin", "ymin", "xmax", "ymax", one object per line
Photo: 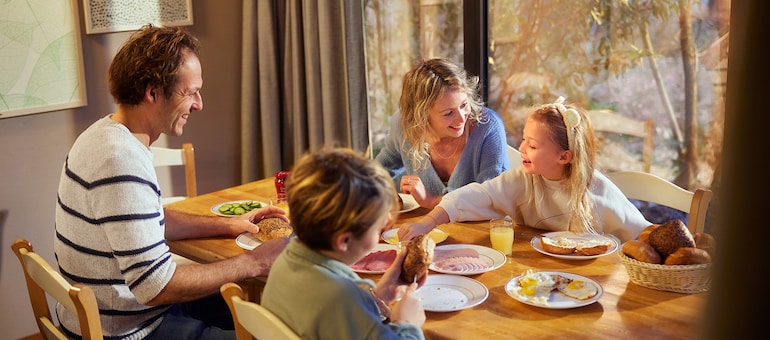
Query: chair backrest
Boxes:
[
  {"xmin": 587, "ymin": 109, "xmax": 654, "ymax": 173},
  {"xmin": 11, "ymin": 239, "xmax": 103, "ymax": 340},
  {"xmin": 605, "ymin": 171, "xmax": 713, "ymax": 234},
  {"xmin": 507, "ymin": 144, "xmax": 522, "ymax": 170},
  {"xmin": 150, "ymin": 142, "xmax": 197, "ymax": 205},
  {"xmin": 220, "ymin": 282, "xmax": 300, "ymax": 340}
]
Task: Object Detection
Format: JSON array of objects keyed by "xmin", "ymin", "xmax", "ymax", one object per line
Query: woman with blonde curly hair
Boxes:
[
  {"xmin": 375, "ymin": 58, "xmax": 511, "ymax": 209},
  {"xmin": 397, "ymin": 97, "xmax": 651, "ymax": 243}
]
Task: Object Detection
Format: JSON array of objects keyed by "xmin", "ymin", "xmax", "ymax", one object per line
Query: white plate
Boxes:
[
  {"xmin": 415, "ymin": 274, "xmax": 489, "ymax": 312},
  {"xmin": 211, "ymin": 200, "xmax": 266, "ymax": 217},
  {"xmin": 429, "ymin": 244, "xmax": 506, "ymax": 275},
  {"xmin": 398, "ymin": 193, "xmax": 420, "ymax": 213},
  {"xmin": 381, "ymin": 228, "xmax": 448, "ymax": 245},
  {"xmin": 530, "ymin": 231, "xmax": 619, "ymax": 260},
  {"xmin": 235, "ymin": 232, "xmax": 261, "ymax": 250},
  {"xmin": 350, "ymin": 244, "xmax": 400, "ymax": 274},
  {"xmin": 505, "ymin": 271, "xmax": 604, "ymax": 309}
]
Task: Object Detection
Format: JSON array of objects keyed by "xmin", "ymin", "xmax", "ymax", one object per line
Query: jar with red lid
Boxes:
[
  {"xmin": 274, "ymin": 171, "xmax": 290, "ymax": 215},
  {"xmin": 274, "ymin": 171, "xmax": 289, "ymax": 199}
]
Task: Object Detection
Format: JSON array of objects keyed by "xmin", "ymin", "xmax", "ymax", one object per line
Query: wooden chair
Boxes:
[
  {"xmin": 587, "ymin": 109, "xmax": 654, "ymax": 173},
  {"xmin": 507, "ymin": 144, "xmax": 522, "ymax": 170},
  {"xmin": 11, "ymin": 239, "xmax": 103, "ymax": 340},
  {"xmin": 220, "ymin": 282, "xmax": 300, "ymax": 340},
  {"xmin": 605, "ymin": 171, "xmax": 713, "ymax": 234},
  {"xmin": 151, "ymin": 143, "xmax": 200, "ymax": 264},
  {"xmin": 150, "ymin": 142, "xmax": 197, "ymax": 205}
]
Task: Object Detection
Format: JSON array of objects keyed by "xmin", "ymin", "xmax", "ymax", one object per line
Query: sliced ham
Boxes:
[
  {"xmin": 351, "ymin": 249, "xmax": 397, "ymax": 271},
  {"xmin": 434, "ymin": 256, "xmax": 490, "ymax": 272},
  {"xmin": 433, "ymin": 248, "xmax": 480, "ymax": 262}
]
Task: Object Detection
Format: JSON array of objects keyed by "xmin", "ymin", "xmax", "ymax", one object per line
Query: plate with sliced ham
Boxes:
[
  {"xmin": 350, "ymin": 244, "xmax": 400, "ymax": 274},
  {"xmin": 429, "ymin": 244, "xmax": 507, "ymax": 276}
]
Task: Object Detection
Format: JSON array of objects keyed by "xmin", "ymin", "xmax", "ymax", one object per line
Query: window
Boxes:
[
  {"xmin": 363, "ymin": 0, "xmax": 464, "ymax": 157},
  {"xmin": 364, "ymin": 0, "xmax": 728, "ymax": 190}
]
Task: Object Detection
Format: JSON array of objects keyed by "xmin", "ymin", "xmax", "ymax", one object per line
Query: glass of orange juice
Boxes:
[
  {"xmin": 490, "ymin": 217, "xmax": 514, "ymax": 255},
  {"xmin": 271, "ymin": 195, "xmax": 290, "ymax": 217}
]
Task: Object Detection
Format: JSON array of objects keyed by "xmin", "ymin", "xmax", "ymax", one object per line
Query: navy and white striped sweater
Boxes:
[{"xmin": 55, "ymin": 115, "xmax": 176, "ymax": 339}]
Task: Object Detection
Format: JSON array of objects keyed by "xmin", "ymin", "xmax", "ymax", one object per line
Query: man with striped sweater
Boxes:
[{"xmin": 54, "ymin": 24, "xmax": 289, "ymax": 339}]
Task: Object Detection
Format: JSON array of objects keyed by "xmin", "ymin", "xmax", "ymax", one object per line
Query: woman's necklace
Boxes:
[{"xmin": 432, "ymin": 132, "xmax": 467, "ymax": 159}]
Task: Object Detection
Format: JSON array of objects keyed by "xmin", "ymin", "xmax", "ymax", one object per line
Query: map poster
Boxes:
[{"xmin": 0, "ymin": 0, "xmax": 87, "ymax": 120}]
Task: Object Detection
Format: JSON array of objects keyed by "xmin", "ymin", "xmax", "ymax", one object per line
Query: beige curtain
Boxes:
[{"xmin": 241, "ymin": 0, "xmax": 369, "ymax": 182}]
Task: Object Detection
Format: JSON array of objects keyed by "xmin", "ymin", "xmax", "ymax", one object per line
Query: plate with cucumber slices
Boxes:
[{"xmin": 211, "ymin": 200, "xmax": 265, "ymax": 217}]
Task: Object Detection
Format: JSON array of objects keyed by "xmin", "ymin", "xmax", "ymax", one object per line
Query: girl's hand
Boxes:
[{"xmin": 397, "ymin": 220, "xmax": 435, "ymax": 242}]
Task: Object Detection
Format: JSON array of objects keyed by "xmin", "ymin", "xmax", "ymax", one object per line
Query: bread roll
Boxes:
[
  {"xmin": 253, "ymin": 218, "xmax": 293, "ymax": 242},
  {"xmin": 693, "ymin": 232, "xmax": 715, "ymax": 256},
  {"xmin": 663, "ymin": 247, "xmax": 711, "ymax": 265},
  {"xmin": 648, "ymin": 219, "xmax": 695, "ymax": 257},
  {"xmin": 400, "ymin": 234, "xmax": 435, "ymax": 283},
  {"xmin": 637, "ymin": 224, "xmax": 658, "ymax": 243},
  {"xmin": 540, "ymin": 236, "xmax": 577, "ymax": 255},
  {"xmin": 622, "ymin": 240, "xmax": 662, "ymax": 264}
]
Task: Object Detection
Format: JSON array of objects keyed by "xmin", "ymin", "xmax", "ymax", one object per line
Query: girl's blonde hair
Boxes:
[
  {"xmin": 526, "ymin": 100, "xmax": 598, "ymax": 233},
  {"xmin": 399, "ymin": 58, "xmax": 485, "ymax": 171},
  {"xmin": 286, "ymin": 147, "xmax": 399, "ymax": 250}
]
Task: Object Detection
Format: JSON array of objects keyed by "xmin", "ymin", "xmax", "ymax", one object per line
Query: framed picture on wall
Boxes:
[
  {"xmin": 83, "ymin": 0, "xmax": 194, "ymax": 34},
  {"xmin": 0, "ymin": 0, "xmax": 87, "ymax": 120}
]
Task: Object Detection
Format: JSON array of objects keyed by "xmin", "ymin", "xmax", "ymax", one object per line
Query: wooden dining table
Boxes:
[{"xmin": 166, "ymin": 177, "xmax": 708, "ymax": 339}]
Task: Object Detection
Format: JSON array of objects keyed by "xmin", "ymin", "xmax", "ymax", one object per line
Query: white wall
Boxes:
[{"xmin": 0, "ymin": 1, "xmax": 243, "ymax": 338}]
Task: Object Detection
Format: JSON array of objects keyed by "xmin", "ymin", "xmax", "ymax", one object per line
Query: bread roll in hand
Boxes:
[
  {"xmin": 253, "ymin": 218, "xmax": 293, "ymax": 242},
  {"xmin": 400, "ymin": 234, "xmax": 435, "ymax": 283}
]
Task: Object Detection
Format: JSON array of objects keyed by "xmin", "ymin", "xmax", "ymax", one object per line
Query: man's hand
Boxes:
[
  {"xmin": 244, "ymin": 236, "xmax": 291, "ymax": 277},
  {"xmin": 229, "ymin": 205, "xmax": 289, "ymax": 236}
]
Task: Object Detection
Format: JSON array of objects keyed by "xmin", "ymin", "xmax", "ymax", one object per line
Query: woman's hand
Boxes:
[
  {"xmin": 400, "ymin": 175, "xmax": 424, "ymax": 197},
  {"xmin": 400, "ymin": 175, "xmax": 441, "ymax": 209}
]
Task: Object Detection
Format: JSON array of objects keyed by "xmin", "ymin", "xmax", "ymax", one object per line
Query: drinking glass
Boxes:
[
  {"xmin": 490, "ymin": 216, "xmax": 514, "ymax": 256},
  {"xmin": 270, "ymin": 195, "xmax": 290, "ymax": 217}
]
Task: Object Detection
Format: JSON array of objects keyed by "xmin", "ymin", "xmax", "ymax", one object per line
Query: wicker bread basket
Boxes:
[{"xmin": 618, "ymin": 251, "xmax": 711, "ymax": 294}]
